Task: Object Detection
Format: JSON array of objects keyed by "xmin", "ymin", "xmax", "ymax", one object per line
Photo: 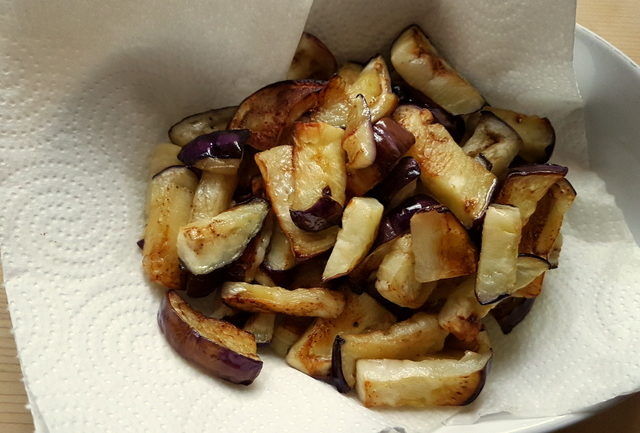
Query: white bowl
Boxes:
[{"xmin": 435, "ymin": 24, "xmax": 640, "ymax": 433}]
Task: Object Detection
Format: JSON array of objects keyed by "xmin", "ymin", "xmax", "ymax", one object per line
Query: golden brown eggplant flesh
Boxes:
[
  {"xmin": 177, "ymin": 198, "xmax": 269, "ymax": 275},
  {"xmin": 391, "ymin": 25, "xmax": 484, "ymax": 115},
  {"xmin": 354, "ymin": 332, "xmax": 492, "ymax": 407},
  {"xmin": 286, "ymin": 292, "xmax": 395, "ymax": 378},
  {"xmin": 143, "ymin": 166, "xmax": 198, "ymax": 289},
  {"xmin": 287, "ymin": 32, "xmax": 337, "ymax": 81},
  {"xmin": 229, "ymin": 80, "xmax": 325, "ymax": 151},
  {"xmin": 221, "ymin": 282, "xmax": 345, "ymax": 318},
  {"xmin": 332, "ymin": 312, "xmax": 448, "ymax": 391},
  {"xmin": 168, "ymin": 106, "xmax": 237, "ymax": 147}
]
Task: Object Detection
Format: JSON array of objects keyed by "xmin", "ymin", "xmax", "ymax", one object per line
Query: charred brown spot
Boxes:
[
  {"xmin": 446, "ymin": 315, "xmax": 482, "ymax": 342},
  {"xmin": 464, "ymin": 198, "xmax": 478, "ymax": 212},
  {"xmin": 429, "ymin": 56, "xmax": 450, "ymax": 75}
]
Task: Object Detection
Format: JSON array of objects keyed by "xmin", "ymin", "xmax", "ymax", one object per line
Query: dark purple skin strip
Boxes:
[
  {"xmin": 392, "ymin": 81, "xmax": 465, "ymax": 142},
  {"xmin": 368, "ymin": 156, "xmax": 421, "ymax": 204},
  {"xmin": 290, "ymin": 196, "xmax": 343, "ymax": 232},
  {"xmin": 510, "ymin": 125, "xmax": 556, "ymax": 165},
  {"xmin": 179, "ymin": 260, "xmax": 227, "ymax": 298},
  {"xmin": 340, "ymin": 277, "xmax": 366, "ymax": 294},
  {"xmin": 177, "ymin": 129, "xmax": 249, "ymax": 166},
  {"xmin": 167, "ymin": 105, "xmax": 237, "ymax": 144},
  {"xmin": 364, "ymin": 283, "xmax": 416, "ymax": 321},
  {"xmin": 330, "ymin": 336, "xmax": 351, "ymax": 393},
  {"xmin": 223, "ymin": 312, "xmax": 252, "ymax": 329},
  {"xmin": 137, "ymin": 239, "xmax": 145, "ymax": 250},
  {"xmin": 506, "ymin": 163, "xmax": 568, "ymax": 178},
  {"xmin": 158, "ymin": 292, "xmax": 262, "ymax": 385},
  {"xmin": 374, "ymin": 195, "xmax": 445, "ymax": 246},
  {"xmin": 258, "ymin": 265, "xmax": 293, "ymax": 288},
  {"xmin": 542, "ymin": 140, "xmax": 555, "ymax": 163},
  {"xmin": 461, "ymin": 356, "xmax": 492, "ymax": 405},
  {"xmin": 518, "ymin": 252, "xmax": 552, "ymax": 267},
  {"xmin": 183, "ymin": 271, "xmax": 221, "ymax": 298},
  {"xmin": 475, "ymin": 154, "xmax": 493, "ymax": 172},
  {"xmin": 476, "ymin": 292, "xmax": 510, "ymax": 306},
  {"xmin": 371, "ymin": 118, "xmax": 416, "ymax": 175},
  {"xmin": 491, "ymin": 297, "xmax": 536, "ymax": 334}
]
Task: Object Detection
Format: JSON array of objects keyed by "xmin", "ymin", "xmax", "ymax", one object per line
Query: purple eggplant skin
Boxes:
[
  {"xmin": 461, "ymin": 356, "xmax": 491, "ymax": 405},
  {"xmin": 331, "ymin": 336, "xmax": 351, "ymax": 393},
  {"xmin": 474, "ymin": 154, "xmax": 493, "ymax": 172},
  {"xmin": 491, "ymin": 297, "xmax": 536, "ymax": 334},
  {"xmin": 392, "ymin": 81, "xmax": 465, "ymax": 142},
  {"xmin": 507, "ymin": 163, "xmax": 568, "ymax": 178},
  {"xmin": 541, "ymin": 140, "xmax": 555, "ymax": 164},
  {"xmin": 290, "ymin": 195, "xmax": 343, "ymax": 232},
  {"xmin": 233, "ymin": 146, "xmax": 261, "ymax": 202},
  {"xmin": 476, "ymin": 292, "xmax": 510, "ymax": 307},
  {"xmin": 362, "ymin": 280, "xmax": 416, "ymax": 321},
  {"xmin": 177, "ymin": 129, "xmax": 249, "ymax": 166},
  {"xmin": 289, "ymin": 253, "xmax": 335, "ymax": 289},
  {"xmin": 368, "ymin": 157, "xmax": 421, "ymax": 205},
  {"xmin": 258, "ymin": 265, "xmax": 293, "ymax": 288},
  {"xmin": 511, "ymin": 138, "xmax": 556, "ymax": 166},
  {"xmin": 223, "ymin": 311, "xmax": 253, "ymax": 329},
  {"xmin": 518, "ymin": 252, "xmax": 553, "ymax": 267},
  {"xmin": 158, "ymin": 291, "xmax": 262, "ymax": 386},
  {"xmin": 374, "ymin": 195, "xmax": 445, "ymax": 246},
  {"xmin": 234, "ymin": 175, "xmax": 266, "ymax": 205},
  {"xmin": 338, "ymin": 276, "xmax": 366, "ymax": 294},
  {"xmin": 372, "ymin": 118, "xmax": 416, "ymax": 175},
  {"xmin": 182, "ymin": 270, "xmax": 222, "ymax": 298},
  {"xmin": 137, "ymin": 239, "xmax": 145, "ymax": 250}
]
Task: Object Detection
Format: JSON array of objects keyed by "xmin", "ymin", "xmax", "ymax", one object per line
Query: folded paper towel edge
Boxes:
[{"xmin": 26, "ymin": 385, "xmax": 50, "ymax": 433}]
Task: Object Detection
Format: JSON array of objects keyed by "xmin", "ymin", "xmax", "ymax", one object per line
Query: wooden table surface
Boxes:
[{"xmin": 1, "ymin": 1, "xmax": 639, "ymax": 432}]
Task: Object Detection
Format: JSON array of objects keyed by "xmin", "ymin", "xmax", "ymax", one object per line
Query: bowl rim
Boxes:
[{"xmin": 576, "ymin": 24, "xmax": 640, "ymax": 71}]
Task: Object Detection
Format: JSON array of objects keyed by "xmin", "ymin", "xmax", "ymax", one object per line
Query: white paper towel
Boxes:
[{"xmin": 1, "ymin": 0, "xmax": 640, "ymax": 432}]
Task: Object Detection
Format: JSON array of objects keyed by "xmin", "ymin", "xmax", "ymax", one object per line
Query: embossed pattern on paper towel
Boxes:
[{"xmin": 1, "ymin": 1, "xmax": 640, "ymax": 432}]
